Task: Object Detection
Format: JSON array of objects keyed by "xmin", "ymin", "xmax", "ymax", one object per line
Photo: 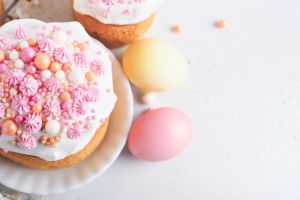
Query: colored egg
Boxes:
[
  {"xmin": 128, "ymin": 107, "xmax": 192, "ymax": 161},
  {"xmin": 2, "ymin": 119, "xmax": 18, "ymax": 136},
  {"xmin": 123, "ymin": 38, "xmax": 188, "ymax": 92}
]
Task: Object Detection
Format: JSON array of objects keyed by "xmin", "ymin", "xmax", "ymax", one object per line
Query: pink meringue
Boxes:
[
  {"xmin": 53, "ymin": 47, "xmax": 70, "ymax": 63},
  {"xmin": 0, "ymin": 34, "xmax": 10, "ymax": 49},
  {"xmin": 43, "ymin": 99, "xmax": 61, "ymax": 118},
  {"xmin": 103, "ymin": 0, "xmax": 118, "ymax": 7},
  {"xmin": 84, "ymin": 87, "xmax": 100, "ymax": 102},
  {"xmin": 12, "ymin": 94, "xmax": 30, "ymax": 115},
  {"xmin": 74, "ymin": 52, "xmax": 89, "ymax": 68},
  {"xmin": 73, "ymin": 97, "xmax": 86, "ymax": 115},
  {"xmin": 67, "ymin": 123, "xmax": 82, "ymax": 139},
  {"xmin": 90, "ymin": 59, "xmax": 106, "ymax": 76},
  {"xmin": 17, "ymin": 134, "xmax": 37, "ymax": 150},
  {"xmin": 19, "ymin": 76, "xmax": 39, "ymax": 96},
  {"xmin": 70, "ymin": 86, "xmax": 86, "ymax": 99},
  {"xmin": 7, "ymin": 69, "xmax": 25, "ymax": 85},
  {"xmin": 38, "ymin": 37, "xmax": 55, "ymax": 52},
  {"xmin": 23, "ymin": 113, "xmax": 42, "ymax": 133},
  {"xmin": 43, "ymin": 77, "xmax": 61, "ymax": 92},
  {"xmin": 15, "ymin": 25, "xmax": 29, "ymax": 39}
]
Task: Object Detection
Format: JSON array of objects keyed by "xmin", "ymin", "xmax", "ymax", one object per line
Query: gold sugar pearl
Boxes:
[
  {"xmin": 54, "ymin": 135, "xmax": 61, "ymax": 142},
  {"xmin": 216, "ymin": 19, "xmax": 228, "ymax": 29},
  {"xmin": 171, "ymin": 25, "xmax": 183, "ymax": 33},
  {"xmin": 49, "ymin": 137, "xmax": 55, "ymax": 144},
  {"xmin": 11, "ymin": 140, "xmax": 16, "ymax": 145},
  {"xmin": 41, "ymin": 135, "xmax": 48, "ymax": 140},
  {"xmin": 79, "ymin": 43, "xmax": 88, "ymax": 51}
]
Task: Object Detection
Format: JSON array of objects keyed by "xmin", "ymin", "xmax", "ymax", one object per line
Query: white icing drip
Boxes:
[
  {"xmin": 73, "ymin": 0, "xmax": 162, "ymax": 25},
  {"xmin": 0, "ymin": 19, "xmax": 117, "ymax": 161}
]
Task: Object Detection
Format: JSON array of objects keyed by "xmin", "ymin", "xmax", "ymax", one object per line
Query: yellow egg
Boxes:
[{"xmin": 123, "ymin": 38, "xmax": 188, "ymax": 92}]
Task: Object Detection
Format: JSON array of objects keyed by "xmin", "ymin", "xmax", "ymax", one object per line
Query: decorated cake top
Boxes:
[
  {"xmin": 0, "ymin": 19, "xmax": 117, "ymax": 161},
  {"xmin": 73, "ymin": 0, "xmax": 162, "ymax": 25}
]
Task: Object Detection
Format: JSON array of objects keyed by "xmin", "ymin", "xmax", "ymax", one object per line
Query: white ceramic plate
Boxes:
[{"xmin": 0, "ymin": 47, "xmax": 133, "ymax": 195}]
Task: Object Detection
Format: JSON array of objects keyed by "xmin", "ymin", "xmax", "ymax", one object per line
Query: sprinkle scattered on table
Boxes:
[
  {"xmin": 215, "ymin": 19, "xmax": 228, "ymax": 29},
  {"xmin": 171, "ymin": 25, "xmax": 183, "ymax": 33}
]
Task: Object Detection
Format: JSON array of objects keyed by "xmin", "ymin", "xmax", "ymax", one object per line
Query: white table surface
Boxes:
[{"xmin": 1, "ymin": 0, "xmax": 300, "ymax": 199}]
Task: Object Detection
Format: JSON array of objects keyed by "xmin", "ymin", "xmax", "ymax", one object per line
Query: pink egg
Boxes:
[{"xmin": 128, "ymin": 107, "xmax": 192, "ymax": 161}]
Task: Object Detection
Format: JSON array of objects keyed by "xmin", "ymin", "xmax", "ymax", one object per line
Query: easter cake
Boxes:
[
  {"xmin": 72, "ymin": 0, "xmax": 162, "ymax": 48},
  {"xmin": 0, "ymin": 19, "xmax": 117, "ymax": 169}
]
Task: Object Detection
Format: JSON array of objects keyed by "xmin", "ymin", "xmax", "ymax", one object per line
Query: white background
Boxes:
[{"xmin": 2, "ymin": 0, "xmax": 300, "ymax": 199}]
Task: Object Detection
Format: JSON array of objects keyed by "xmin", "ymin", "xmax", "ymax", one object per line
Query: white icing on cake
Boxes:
[
  {"xmin": 73, "ymin": 0, "xmax": 162, "ymax": 25},
  {"xmin": 0, "ymin": 19, "xmax": 117, "ymax": 161}
]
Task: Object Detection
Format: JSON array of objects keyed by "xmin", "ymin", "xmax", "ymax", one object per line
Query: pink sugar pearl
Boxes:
[
  {"xmin": 0, "ymin": 64, "xmax": 7, "ymax": 73},
  {"xmin": 84, "ymin": 124, "xmax": 91, "ymax": 129},
  {"xmin": 15, "ymin": 115, "xmax": 24, "ymax": 123},
  {"xmin": 128, "ymin": 107, "xmax": 192, "ymax": 162},
  {"xmin": 20, "ymin": 48, "xmax": 36, "ymax": 63},
  {"xmin": 27, "ymin": 65, "xmax": 36, "ymax": 74}
]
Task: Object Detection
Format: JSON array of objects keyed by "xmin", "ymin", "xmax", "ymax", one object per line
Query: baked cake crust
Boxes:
[{"xmin": 73, "ymin": 8, "xmax": 155, "ymax": 48}]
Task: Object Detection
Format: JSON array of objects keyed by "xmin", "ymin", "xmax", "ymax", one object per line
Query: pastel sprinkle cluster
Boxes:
[
  {"xmin": 0, "ymin": 24, "xmax": 109, "ymax": 150},
  {"xmin": 88, "ymin": 0, "xmax": 147, "ymax": 18}
]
